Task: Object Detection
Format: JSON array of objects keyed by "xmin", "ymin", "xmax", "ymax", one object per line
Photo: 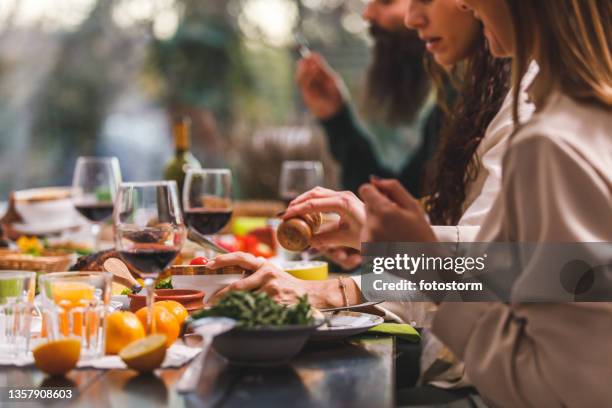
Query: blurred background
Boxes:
[{"xmin": 0, "ymin": 0, "xmax": 409, "ymax": 200}]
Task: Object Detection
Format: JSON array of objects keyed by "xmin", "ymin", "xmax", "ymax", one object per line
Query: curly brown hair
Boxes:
[{"xmin": 424, "ymin": 34, "xmax": 511, "ymax": 225}]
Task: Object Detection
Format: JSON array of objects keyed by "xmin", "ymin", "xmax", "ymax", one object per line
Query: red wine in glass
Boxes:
[
  {"xmin": 183, "ymin": 169, "xmax": 233, "ymax": 244},
  {"xmin": 75, "ymin": 203, "xmax": 114, "ymax": 222},
  {"xmin": 185, "ymin": 208, "xmax": 233, "ymax": 235},
  {"xmin": 72, "ymin": 156, "xmax": 121, "ymax": 250},
  {"xmin": 278, "ymin": 161, "xmax": 323, "ymax": 208},
  {"xmin": 113, "ymin": 181, "xmax": 184, "ymax": 335},
  {"xmin": 119, "ymin": 246, "xmax": 179, "ymax": 273}
]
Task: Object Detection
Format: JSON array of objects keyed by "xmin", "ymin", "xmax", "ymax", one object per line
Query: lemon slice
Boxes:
[
  {"xmin": 33, "ymin": 338, "xmax": 81, "ymax": 376},
  {"xmin": 119, "ymin": 334, "xmax": 167, "ymax": 373}
]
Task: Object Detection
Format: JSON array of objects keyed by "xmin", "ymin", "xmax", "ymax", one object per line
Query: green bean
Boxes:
[{"xmin": 191, "ymin": 291, "xmax": 314, "ymax": 328}]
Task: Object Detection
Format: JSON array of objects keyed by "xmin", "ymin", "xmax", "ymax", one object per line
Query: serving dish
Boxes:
[
  {"xmin": 171, "ymin": 274, "xmax": 241, "ymax": 303},
  {"xmin": 128, "ymin": 289, "xmax": 204, "ymax": 312},
  {"xmin": 211, "ymin": 320, "xmax": 323, "ymax": 366},
  {"xmin": 13, "ymin": 187, "xmax": 78, "ymax": 228},
  {"xmin": 170, "ymin": 264, "xmax": 245, "ymax": 303}
]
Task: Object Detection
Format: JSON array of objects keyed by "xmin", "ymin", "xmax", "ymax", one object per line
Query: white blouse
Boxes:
[
  {"xmin": 355, "ymin": 63, "xmax": 538, "ymax": 325},
  {"xmin": 432, "ymin": 90, "xmax": 612, "ymax": 406},
  {"xmin": 432, "ymin": 61, "xmax": 538, "ymax": 243}
]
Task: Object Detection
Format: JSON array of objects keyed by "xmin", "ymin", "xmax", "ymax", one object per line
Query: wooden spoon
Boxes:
[{"xmin": 103, "ymin": 258, "xmax": 143, "ymax": 294}]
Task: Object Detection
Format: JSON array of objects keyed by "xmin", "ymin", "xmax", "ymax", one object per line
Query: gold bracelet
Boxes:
[{"xmin": 338, "ymin": 277, "xmax": 349, "ymax": 307}]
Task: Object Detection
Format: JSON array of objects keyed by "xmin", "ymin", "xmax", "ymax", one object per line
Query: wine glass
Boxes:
[
  {"xmin": 279, "ymin": 161, "xmax": 324, "ymax": 206},
  {"xmin": 183, "ymin": 169, "xmax": 233, "ymax": 241},
  {"xmin": 113, "ymin": 181, "xmax": 185, "ymax": 334},
  {"xmin": 72, "ymin": 156, "xmax": 122, "ymax": 250}
]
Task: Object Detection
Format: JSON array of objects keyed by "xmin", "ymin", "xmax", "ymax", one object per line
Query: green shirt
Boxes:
[{"xmin": 320, "ymin": 101, "xmax": 447, "ymax": 197}]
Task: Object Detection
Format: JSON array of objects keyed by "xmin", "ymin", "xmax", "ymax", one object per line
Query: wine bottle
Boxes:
[{"xmin": 163, "ymin": 116, "xmax": 201, "ymax": 198}]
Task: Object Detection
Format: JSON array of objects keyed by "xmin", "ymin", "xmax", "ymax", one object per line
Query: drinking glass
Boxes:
[
  {"xmin": 114, "ymin": 181, "xmax": 185, "ymax": 334},
  {"xmin": 278, "ymin": 161, "xmax": 324, "ymax": 206},
  {"xmin": 183, "ymin": 168, "xmax": 233, "ymax": 240},
  {"xmin": 72, "ymin": 156, "xmax": 122, "ymax": 250},
  {"xmin": 38, "ymin": 271, "xmax": 111, "ymax": 359},
  {"xmin": 0, "ymin": 271, "xmax": 36, "ymax": 357}
]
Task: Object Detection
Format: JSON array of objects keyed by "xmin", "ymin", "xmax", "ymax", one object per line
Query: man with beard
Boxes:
[{"xmin": 296, "ymin": 0, "xmax": 448, "ymax": 196}]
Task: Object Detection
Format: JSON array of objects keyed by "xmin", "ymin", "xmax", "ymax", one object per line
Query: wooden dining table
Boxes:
[{"xmin": 0, "ymin": 335, "xmax": 395, "ymax": 408}]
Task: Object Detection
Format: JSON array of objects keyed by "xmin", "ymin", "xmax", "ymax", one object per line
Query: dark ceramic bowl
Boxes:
[{"xmin": 211, "ymin": 321, "xmax": 324, "ymax": 366}]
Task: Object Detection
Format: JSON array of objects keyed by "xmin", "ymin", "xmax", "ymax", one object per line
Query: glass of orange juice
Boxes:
[
  {"xmin": 0, "ymin": 271, "xmax": 36, "ymax": 357},
  {"xmin": 39, "ymin": 272, "xmax": 111, "ymax": 359}
]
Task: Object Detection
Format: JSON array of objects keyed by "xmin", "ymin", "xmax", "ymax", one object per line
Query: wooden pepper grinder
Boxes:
[{"xmin": 277, "ymin": 212, "xmax": 322, "ymax": 252}]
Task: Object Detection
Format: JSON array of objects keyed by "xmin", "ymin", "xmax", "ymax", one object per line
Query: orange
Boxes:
[
  {"xmin": 155, "ymin": 300, "xmax": 188, "ymax": 325},
  {"xmin": 33, "ymin": 338, "xmax": 81, "ymax": 376},
  {"xmin": 105, "ymin": 311, "xmax": 146, "ymax": 355},
  {"xmin": 119, "ymin": 334, "xmax": 167, "ymax": 373},
  {"xmin": 135, "ymin": 306, "xmax": 179, "ymax": 348}
]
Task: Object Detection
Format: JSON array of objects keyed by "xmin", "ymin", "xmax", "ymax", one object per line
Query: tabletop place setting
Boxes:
[
  {"xmin": 2, "ymin": 1, "xmax": 611, "ymax": 407},
  {"xmin": 0, "ymin": 152, "xmax": 407, "ymax": 407}
]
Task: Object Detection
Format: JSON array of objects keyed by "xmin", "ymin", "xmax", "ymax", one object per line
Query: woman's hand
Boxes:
[
  {"xmin": 207, "ymin": 252, "xmax": 346, "ymax": 308},
  {"xmin": 283, "ymin": 187, "xmax": 366, "ymax": 250},
  {"xmin": 359, "ymin": 178, "xmax": 438, "ymax": 243},
  {"xmin": 296, "ymin": 53, "xmax": 346, "ymax": 120}
]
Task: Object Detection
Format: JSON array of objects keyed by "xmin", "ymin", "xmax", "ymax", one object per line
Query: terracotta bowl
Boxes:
[{"xmin": 128, "ymin": 289, "xmax": 205, "ymax": 313}]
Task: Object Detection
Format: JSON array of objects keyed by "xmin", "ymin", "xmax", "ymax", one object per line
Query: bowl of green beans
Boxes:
[{"xmin": 187, "ymin": 291, "xmax": 323, "ymax": 366}]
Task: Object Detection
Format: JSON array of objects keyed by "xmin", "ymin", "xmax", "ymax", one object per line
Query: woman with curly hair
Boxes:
[
  {"xmin": 205, "ymin": 2, "xmax": 535, "ymax": 318},
  {"xmin": 283, "ymin": 0, "xmax": 536, "ymax": 255},
  {"xmin": 357, "ymin": 0, "xmax": 612, "ymax": 405},
  {"xmin": 291, "ymin": 0, "xmax": 527, "ymax": 278},
  {"xmin": 203, "ymin": 0, "xmax": 536, "ymax": 400}
]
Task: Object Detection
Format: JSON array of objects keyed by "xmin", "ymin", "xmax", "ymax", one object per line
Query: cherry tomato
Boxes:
[{"xmin": 190, "ymin": 256, "xmax": 208, "ymax": 266}]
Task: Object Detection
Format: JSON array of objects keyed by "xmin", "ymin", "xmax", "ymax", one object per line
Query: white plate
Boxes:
[
  {"xmin": 13, "ymin": 187, "xmax": 77, "ymax": 225},
  {"xmin": 312, "ymin": 311, "xmax": 384, "ymax": 340},
  {"xmin": 12, "ymin": 220, "xmax": 84, "ymax": 236}
]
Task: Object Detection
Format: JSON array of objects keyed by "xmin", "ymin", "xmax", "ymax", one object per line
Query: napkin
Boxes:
[
  {"xmin": 0, "ymin": 344, "xmax": 201, "ymax": 369},
  {"xmin": 0, "ymin": 347, "xmax": 34, "ymax": 367},
  {"xmin": 367, "ymin": 323, "xmax": 421, "ymax": 342},
  {"xmin": 78, "ymin": 344, "xmax": 201, "ymax": 369}
]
